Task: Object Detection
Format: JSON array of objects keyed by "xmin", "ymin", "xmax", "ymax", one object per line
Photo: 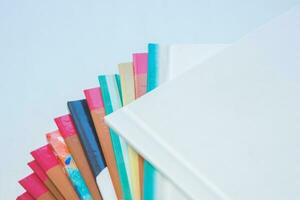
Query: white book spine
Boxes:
[{"xmin": 96, "ymin": 167, "xmax": 118, "ymax": 200}]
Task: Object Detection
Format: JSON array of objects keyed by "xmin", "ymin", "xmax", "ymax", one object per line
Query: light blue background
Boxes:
[{"xmin": 0, "ymin": 0, "xmax": 299, "ymax": 199}]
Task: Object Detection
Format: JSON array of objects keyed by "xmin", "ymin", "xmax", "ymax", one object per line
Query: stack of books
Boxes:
[
  {"xmin": 17, "ymin": 51, "xmax": 151, "ymax": 200},
  {"xmin": 17, "ymin": 5, "xmax": 300, "ymax": 200}
]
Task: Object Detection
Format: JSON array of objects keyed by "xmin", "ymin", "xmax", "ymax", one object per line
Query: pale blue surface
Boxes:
[{"xmin": 0, "ymin": 0, "xmax": 299, "ymax": 199}]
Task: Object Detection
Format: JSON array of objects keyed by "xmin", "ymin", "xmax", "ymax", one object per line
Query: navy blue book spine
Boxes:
[{"xmin": 68, "ymin": 99, "xmax": 106, "ymax": 177}]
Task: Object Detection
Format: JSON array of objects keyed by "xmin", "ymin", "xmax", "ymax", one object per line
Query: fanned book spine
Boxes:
[
  {"xmin": 31, "ymin": 145, "xmax": 80, "ymax": 200},
  {"xmin": 84, "ymin": 87, "xmax": 123, "ymax": 200},
  {"xmin": 27, "ymin": 160, "xmax": 64, "ymax": 200},
  {"xmin": 143, "ymin": 43, "xmax": 158, "ymax": 200},
  {"xmin": 99, "ymin": 74, "xmax": 132, "ymax": 200},
  {"xmin": 68, "ymin": 100, "xmax": 117, "ymax": 200},
  {"xmin": 47, "ymin": 130, "xmax": 93, "ymax": 200},
  {"xmin": 18, "ymin": 173, "xmax": 55, "ymax": 200},
  {"xmin": 55, "ymin": 114, "xmax": 103, "ymax": 200},
  {"xmin": 16, "ymin": 192, "xmax": 34, "ymax": 200},
  {"xmin": 132, "ymin": 53, "xmax": 148, "ymax": 200},
  {"xmin": 119, "ymin": 62, "xmax": 141, "ymax": 200}
]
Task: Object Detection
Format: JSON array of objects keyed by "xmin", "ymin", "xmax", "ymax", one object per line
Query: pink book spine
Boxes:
[
  {"xmin": 84, "ymin": 87, "xmax": 104, "ymax": 110},
  {"xmin": 28, "ymin": 160, "xmax": 48, "ymax": 183},
  {"xmin": 30, "ymin": 145, "xmax": 59, "ymax": 172},
  {"xmin": 54, "ymin": 114, "xmax": 77, "ymax": 139},
  {"xmin": 16, "ymin": 192, "xmax": 34, "ymax": 200},
  {"xmin": 133, "ymin": 53, "xmax": 148, "ymax": 98},
  {"xmin": 18, "ymin": 173, "xmax": 48, "ymax": 199}
]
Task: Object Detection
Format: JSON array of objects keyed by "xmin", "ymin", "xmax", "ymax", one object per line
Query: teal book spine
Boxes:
[
  {"xmin": 99, "ymin": 74, "xmax": 132, "ymax": 200},
  {"xmin": 143, "ymin": 43, "xmax": 159, "ymax": 200}
]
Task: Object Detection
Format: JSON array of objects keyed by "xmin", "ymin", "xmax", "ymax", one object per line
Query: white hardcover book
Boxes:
[
  {"xmin": 154, "ymin": 44, "xmax": 229, "ymax": 83},
  {"xmin": 146, "ymin": 43, "xmax": 228, "ymax": 200},
  {"xmin": 106, "ymin": 5, "xmax": 300, "ymax": 200}
]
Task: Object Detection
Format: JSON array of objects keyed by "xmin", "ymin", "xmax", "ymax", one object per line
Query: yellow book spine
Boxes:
[{"xmin": 119, "ymin": 62, "xmax": 141, "ymax": 200}]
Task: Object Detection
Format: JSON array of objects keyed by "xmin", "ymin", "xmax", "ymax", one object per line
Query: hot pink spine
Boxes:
[
  {"xmin": 28, "ymin": 160, "xmax": 48, "ymax": 182},
  {"xmin": 16, "ymin": 192, "xmax": 34, "ymax": 200},
  {"xmin": 54, "ymin": 114, "xmax": 77, "ymax": 138},
  {"xmin": 30, "ymin": 144, "xmax": 59, "ymax": 172},
  {"xmin": 133, "ymin": 53, "xmax": 148, "ymax": 74},
  {"xmin": 18, "ymin": 173, "xmax": 48, "ymax": 199},
  {"xmin": 84, "ymin": 87, "xmax": 104, "ymax": 110}
]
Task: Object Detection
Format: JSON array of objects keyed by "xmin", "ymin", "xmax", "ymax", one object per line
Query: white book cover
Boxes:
[
  {"xmin": 106, "ymin": 5, "xmax": 300, "ymax": 200},
  {"xmin": 145, "ymin": 43, "xmax": 228, "ymax": 200},
  {"xmin": 154, "ymin": 44, "xmax": 229, "ymax": 83}
]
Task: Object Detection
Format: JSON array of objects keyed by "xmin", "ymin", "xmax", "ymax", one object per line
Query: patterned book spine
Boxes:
[{"xmin": 47, "ymin": 130, "xmax": 93, "ymax": 200}]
